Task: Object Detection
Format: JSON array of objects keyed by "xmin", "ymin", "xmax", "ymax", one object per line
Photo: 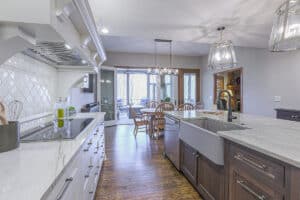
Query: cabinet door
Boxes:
[
  {"xmin": 197, "ymin": 156, "xmax": 224, "ymax": 200},
  {"xmin": 181, "ymin": 141, "xmax": 198, "ymax": 185},
  {"xmin": 230, "ymin": 172, "xmax": 283, "ymax": 200}
]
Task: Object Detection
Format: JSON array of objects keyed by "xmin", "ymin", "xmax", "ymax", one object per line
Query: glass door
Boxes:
[{"xmin": 100, "ymin": 67, "xmax": 117, "ymax": 126}]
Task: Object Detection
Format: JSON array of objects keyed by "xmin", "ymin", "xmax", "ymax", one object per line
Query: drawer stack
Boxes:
[
  {"xmin": 42, "ymin": 123, "xmax": 105, "ymax": 200},
  {"xmin": 227, "ymin": 142, "xmax": 285, "ymax": 200}
]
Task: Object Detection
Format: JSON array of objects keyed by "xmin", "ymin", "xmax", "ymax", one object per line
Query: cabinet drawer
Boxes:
[
  {"xmin": 230, "ymin": 144, "xmax": 285, "ymax": 188},
  {"xmin": 42, "ymin": 156, "xmax": 81, "ymax": 200},
  {"xmin": 231, "ymin": 172, "xmax": 283, "ymax": 200}
]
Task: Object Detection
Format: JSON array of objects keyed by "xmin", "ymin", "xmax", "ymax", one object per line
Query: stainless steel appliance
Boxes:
[
  {"xmin": 21, "ymin": 118, "xmax": 93, "ymax": 142},
  {"xmin": 164, "ymin": 115, "xmax": 180, "ymax": 170}
]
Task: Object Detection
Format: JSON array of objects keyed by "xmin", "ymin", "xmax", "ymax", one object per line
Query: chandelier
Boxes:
[
  {"xmin": 147, "ymin": 39, "xmax": 179, "ymax": 75},
  {"xmin": 269, "ymin": 0, "xmax": 300, "ymax": 51},
  {"xmin": 208, "ymin": 27, "xmax": 237, "ymax": 70}
]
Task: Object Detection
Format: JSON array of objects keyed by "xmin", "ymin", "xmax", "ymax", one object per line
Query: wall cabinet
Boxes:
[
  {"xmin": 180, "ymin": 141, "xmax": 224, "ymax": 200},
  {"xmin": 225, "ymin": 140, "xmax": 300, "ymax": 200},
  {"xmin": 42, "ymin": 124, "xmax": 105, "ymax": 200}
]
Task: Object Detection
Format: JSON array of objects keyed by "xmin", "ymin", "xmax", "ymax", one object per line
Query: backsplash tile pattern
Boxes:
[{"xmin": 0, "ymin": 53, "xmax": 57, "ymax": 126}]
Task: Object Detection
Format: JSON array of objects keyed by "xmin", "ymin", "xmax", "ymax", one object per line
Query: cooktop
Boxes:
[{"xmin": 21, "ymin": 118, "xmax": 94, "ymax": 142}]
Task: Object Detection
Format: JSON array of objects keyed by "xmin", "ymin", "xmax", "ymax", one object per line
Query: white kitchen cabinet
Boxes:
[{"xmin": 42, "ymin": 124, "xmax": 105, "ymax": 200}]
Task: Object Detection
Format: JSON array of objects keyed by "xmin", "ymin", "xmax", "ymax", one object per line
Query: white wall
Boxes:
[
  {"xmin": 56, "ymin": 67, "xmax": 94, "ymax": 98},
  {"xmin": 70, "ymin": 88, "xmax": 95, "ymax": 112},
  {"xmin": 104, "ymin": 51, "xmax": 202, "ymax": 68},
  {"xmin": 200, "ymin": 47, "xmax": 300, "ymax": 117}
]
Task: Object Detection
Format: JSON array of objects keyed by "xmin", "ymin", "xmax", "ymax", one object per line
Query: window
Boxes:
[
  {"xmin": 165, "ymin": 75, "xmax": 172, "ymax": 99},
  {"xmin": 184, "ymin": 73, "xmax": 196, "ymax": 104},
  {"xmin": 129, "ymin": 73, "xmax": 148, "ymax": 105},
  {"xmin": 117, "ymin": 73, "xmax": 128, "ymax": 106},
  {"xmin": 149, "ymin": 74, "xmax": 157, "ymax": 101}
]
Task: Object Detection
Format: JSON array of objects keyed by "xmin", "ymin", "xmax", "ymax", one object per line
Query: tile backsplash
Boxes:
[{"xmin": 0, "ymin": 53, "xmax": 57, "ymax": 126}]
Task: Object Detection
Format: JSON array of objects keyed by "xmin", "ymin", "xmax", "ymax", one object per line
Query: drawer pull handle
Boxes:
[
  {"xmin": 234, "ymin": 153, "xmax": 275, "ymax": 179},
  {"xmin": 56, "ymin": 177, "xmax": 73, "ymax": 200},
  {"xmin": 85, "ymin": 165, "xmax": 94, "ymax": 178},
  {"xmin": 237, "ymin": 180, "xmax": 266, "ymax": 200}
]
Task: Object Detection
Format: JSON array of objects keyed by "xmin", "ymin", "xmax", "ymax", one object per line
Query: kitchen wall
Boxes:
[
  {"xmin": 0, "ymin": 53, "xmax": 57, "ymax": 120},
  {"xmin": 200, "ymin": 47, "xmax": 300, "ymax": 117},
  {"xmin": 104, "ymin": 51, "xmax": 202, "ymax": 68}
]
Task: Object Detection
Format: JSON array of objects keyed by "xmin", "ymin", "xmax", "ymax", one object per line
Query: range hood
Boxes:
[{"xmin": 0, "ymin": 0, "xmax": 106, "ymax": 70}]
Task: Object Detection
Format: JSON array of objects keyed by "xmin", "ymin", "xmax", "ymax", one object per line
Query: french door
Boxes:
[
  {"xmin": 100, "ymin": 66, "xmax": 117, "ymax": 126},
  {"xmin": 178, "ymin": 69, "xmax": 200, "ymax": 105}
]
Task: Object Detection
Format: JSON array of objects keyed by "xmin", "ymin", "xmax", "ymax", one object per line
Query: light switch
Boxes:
[{"xmin": 274, "ymin": 96, "xmax": 281, "ymax": 102}]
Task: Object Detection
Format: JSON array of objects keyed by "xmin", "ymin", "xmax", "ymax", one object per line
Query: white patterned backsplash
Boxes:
[{"xmin": 0, "ymin": 53, "xmax": 57, "ymax": 132}]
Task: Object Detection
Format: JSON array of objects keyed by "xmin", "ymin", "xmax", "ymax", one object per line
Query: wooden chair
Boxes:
[
  {"xmin": 147, "ymin": 101, "xmax": 159, "ymax": 108},
  {"xmin": 130, "ymin": 107, "xmax": 149, "ymax": 136},
  {"xmin": 177, "ymin": 103, "xmax": 195, "ymax": 111},
  {"xmin": 195, "ymin": 102, "xmax": 204, "ymax": 110},
  {"xmin": 153, "ymin": 103, "xmax": 175, "ymax": 136},
  {"xmin": 155, "ymin": 102, "xmax": 175, "ymax": 112}
]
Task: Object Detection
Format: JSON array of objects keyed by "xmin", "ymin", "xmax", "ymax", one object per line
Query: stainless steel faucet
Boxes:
[{"xmin": 218, "ymin": 90, "xmax": 237, "ymax": 122}]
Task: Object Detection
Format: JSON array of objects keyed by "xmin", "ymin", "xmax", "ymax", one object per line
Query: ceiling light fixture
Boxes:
[
  {"xmin": 147, "ymin": 39, "xmax": 179, "ymax": 75},
  {"xmin": 101, "ymin": 27, "xmax": 109, "ymax": 34},
  {"xmin": 269, "ymin": 0, "xmax": 300, "ymax": 51},
  {"xmin": 208, "ymin": 27, "xmax": 237, "ymax": 70}
]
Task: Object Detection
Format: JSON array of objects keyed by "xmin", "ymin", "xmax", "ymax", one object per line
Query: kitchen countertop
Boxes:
[
  {"xmin": 0, "ymin": 112, "xmax": 105, "ymax": 200},
  {"xmin": 165, "ymin": 110, "xmax": 300, "ymax": 168}
]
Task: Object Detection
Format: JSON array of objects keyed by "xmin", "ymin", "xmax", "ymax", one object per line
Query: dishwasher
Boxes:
[{"xmin": 164, "ymin": 114, "xmax": 180, "ymax": 170}]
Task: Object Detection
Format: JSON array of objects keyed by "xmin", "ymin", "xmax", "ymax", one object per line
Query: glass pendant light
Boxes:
[
  {"xmin": 147, "ymin": 39, "xmax": 178, "ymax": 75},
  {"xmin": 269, "ymin": 0, "xmax": 300, "ymax": 51},
  {"xmin": 208, "ymin": 27, "xmax": 237, "ymax": 70}
]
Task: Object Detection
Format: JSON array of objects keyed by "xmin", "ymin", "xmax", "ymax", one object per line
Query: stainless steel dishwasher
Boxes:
[{"xmin": 164, "ymin": 114, "xmax": 180, "ymax": 170}]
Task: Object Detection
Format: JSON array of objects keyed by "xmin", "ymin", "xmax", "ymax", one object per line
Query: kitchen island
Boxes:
[
  {"xmin": 0, "ymin": 112, "xmax": 105, "ymax": 200},
  {"xmin": 165, "ymin": 110, "xmax": 300, "ymax": 200}
]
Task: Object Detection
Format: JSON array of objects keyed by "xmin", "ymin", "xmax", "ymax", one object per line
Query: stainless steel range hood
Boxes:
[{"xmin": 0, "ymin": 0, "xmax": 106, "ymax": 70}]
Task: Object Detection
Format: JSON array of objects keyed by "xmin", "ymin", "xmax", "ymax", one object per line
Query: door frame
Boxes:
[
  {"xmin": 213, "ymin": 67, "xmax": 243, "ymax": 113},
  {"xmin": 100, "ymin": 66, "xmax": 117, "ymax": 126},
  {"xmin": 178, "ymin": 69, "xmax": 201, "ymax": 105}
]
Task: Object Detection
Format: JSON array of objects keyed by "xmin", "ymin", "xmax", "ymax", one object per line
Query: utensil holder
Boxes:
[{"xmin": 0, "ymin": 121, "xmax": 20, "ymax": 153}]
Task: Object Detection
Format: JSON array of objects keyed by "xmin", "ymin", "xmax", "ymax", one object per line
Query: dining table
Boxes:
[{"xmin": 140, "ymin": 108, "xmax": 157, "ymax": 136}]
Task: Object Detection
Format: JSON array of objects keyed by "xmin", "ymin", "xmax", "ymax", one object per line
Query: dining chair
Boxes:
[
  {"xmin": 147, "ymin": 101, "xmax": 160, "ymax": 108},
  {"xmin": 129, "ymin": 107, "xmax": 149, "ymax": 136},
  {"xmin": 177, "ymin": 103, "xmax": 195, "ymax": 111},
  {"xmin": 152, "ymin": 102, "xmax": 175, "ymax": 136},
  {"xmin": 195, "ymin": 102, "xmax": 204, "ymax": 110}
]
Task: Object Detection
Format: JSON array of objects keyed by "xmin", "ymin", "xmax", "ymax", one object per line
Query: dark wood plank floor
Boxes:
[{"xmin": 95, "ymin": 125, "xmax": 201, "ymax": 200}]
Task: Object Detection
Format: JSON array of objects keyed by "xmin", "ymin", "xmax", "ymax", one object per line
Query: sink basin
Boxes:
[
  {"xmin": 184, "ymin": 118, "xmax": 247, "ymax": 133},
  {"xmin": 179, "ymin": 118, "xmax": 248, "ymax": 165}
]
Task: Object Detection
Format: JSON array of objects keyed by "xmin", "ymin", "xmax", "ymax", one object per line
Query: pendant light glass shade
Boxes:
[
  {"xmin": 208, "ymin": 27, "xmax": 237, "ymax": 70},
  {"xmin": 269, "ymin": 0, "xmax": 300, "ymax": 51}
]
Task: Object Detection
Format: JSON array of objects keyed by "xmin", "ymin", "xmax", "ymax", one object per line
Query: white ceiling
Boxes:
[
  {"xmin": 101, "ymin": 35, "xmax": 210, "ymax": 56},
  {"xmin": 90, "ymin": 0, "xmax": 283, "ymax": 56}
]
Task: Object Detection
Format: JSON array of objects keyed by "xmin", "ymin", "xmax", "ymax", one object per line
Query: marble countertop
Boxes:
[
  {"xmin": 0, "ymin": 112, "xmax": 105, "ymax": 200},
  {"xmin": 165, "ymin": 110, "xmax": 300, "ymax": 168}
]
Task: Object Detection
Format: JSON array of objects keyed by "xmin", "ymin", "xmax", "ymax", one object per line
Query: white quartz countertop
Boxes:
[
  {"xmin": 165, "ymin": 110, "xmax": 300, "ymax": 168},
  {"xmin": 0, "ymin": 112, "xmax": 105, "ymax": 200}
]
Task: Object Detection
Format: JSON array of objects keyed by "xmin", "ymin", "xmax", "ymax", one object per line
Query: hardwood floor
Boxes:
[{"xmin": 95, "ymin": 125, "xmax": 201, "ymax": 200}]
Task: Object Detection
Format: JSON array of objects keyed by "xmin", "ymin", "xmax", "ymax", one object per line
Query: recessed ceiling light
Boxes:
[
  {"xmin": 81, "ymin": 60, "xmax": 87, "ymax": 64},
  {"xmin": 64, "ymin": 43, "xmax": 72, "ymax": 50},
  {"xmin": 101, "ymin": 27, "xmax": 109, "ymax": 34}
]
